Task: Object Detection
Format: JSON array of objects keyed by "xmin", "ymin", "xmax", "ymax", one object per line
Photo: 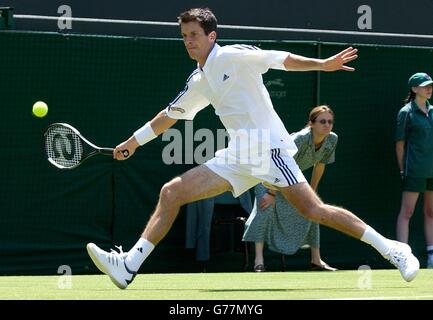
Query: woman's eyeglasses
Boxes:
[{"xmin": 317, "ymin": 119, "xmax": 334, "ymax": 125}]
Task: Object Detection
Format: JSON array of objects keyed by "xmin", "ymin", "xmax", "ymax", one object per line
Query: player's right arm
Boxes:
[
  {"xmin": 114, "ymin": 69, "xmax": 210, "ymax": 160},
  {"xmin": 150, "ymin": 110, "xmax": 178, "ymax": 136},
  {"xmin": 113, "ymin": 110, "xmax": 177, "ymax": 160}
]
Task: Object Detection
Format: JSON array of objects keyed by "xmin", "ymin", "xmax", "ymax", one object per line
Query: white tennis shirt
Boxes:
[{"xmin": 165, "ymin": 43, "xmax": 298, "ymax": 160}]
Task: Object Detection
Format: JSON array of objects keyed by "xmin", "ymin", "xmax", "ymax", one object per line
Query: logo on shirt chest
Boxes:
[{"xmin": 223, "ymin": 74, "xmax": 230, "ymax": 82}]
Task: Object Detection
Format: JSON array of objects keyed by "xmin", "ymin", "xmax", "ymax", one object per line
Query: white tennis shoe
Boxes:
[
  {"xmin": 86, "ymin": 243, "xmax": 136, "ymax": 289},
  {"xmin": 383, "ymin": 241, "xmax": 419, "ymax": 282}
]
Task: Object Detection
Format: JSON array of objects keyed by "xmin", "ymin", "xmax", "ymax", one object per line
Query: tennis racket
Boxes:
[{"xmin": 44, "ymin": 123, "xmax": 129, "ymax": 170}]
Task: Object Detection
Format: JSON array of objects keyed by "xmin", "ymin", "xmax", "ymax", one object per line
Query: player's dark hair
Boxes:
[{"xmin": 178, "ymin": 8, "xmax": 217, "ymax": 35}]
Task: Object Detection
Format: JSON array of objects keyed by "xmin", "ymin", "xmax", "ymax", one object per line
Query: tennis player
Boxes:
[{"xmin": 86, "ymin": 8, "xmax": 419, "ymax": 289}]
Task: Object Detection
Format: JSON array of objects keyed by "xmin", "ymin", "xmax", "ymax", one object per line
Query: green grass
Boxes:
[{"xmin": 1, "ymin": 269, "xmax": 432, "ymax": 300}]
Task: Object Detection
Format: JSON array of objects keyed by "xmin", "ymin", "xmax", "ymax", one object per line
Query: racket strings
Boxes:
[{"xmin": 45, "ymin": 125, "xmax": 83, "ymax": 168}]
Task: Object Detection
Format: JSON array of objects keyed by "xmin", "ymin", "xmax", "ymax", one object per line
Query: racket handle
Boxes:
[
  {"xmin": 100, "ymin": 148, "xmax": 129, "ymax": 158},
  {"xmin": 100, "ymin": 148, "xmax": 115, "ymax": 156}
]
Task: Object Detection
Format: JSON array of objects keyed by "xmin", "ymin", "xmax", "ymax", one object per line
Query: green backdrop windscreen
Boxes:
[{"xmin": 0, "ymin": 31, "xmax": 432, "ymax": 274}]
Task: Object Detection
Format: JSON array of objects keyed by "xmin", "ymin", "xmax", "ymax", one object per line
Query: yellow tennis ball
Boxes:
[{"xmin": 32, "ymin": 101, "xmax": 48, "ymax": 118}]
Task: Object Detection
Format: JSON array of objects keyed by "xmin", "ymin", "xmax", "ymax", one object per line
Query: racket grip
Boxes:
[{"xmin": 100, "ymin": 148, "xmax": 128, "ymax": 157}]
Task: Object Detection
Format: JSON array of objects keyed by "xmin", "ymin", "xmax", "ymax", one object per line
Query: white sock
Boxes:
[
  {"xmin": 124, "ymin": 238, "xmax": 155, "ymax": 272},
  {"xmin": 360, "ymin": 225, "xmax": 393, "ymax": 256}
]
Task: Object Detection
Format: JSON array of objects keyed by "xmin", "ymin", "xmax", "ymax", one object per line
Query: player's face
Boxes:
[
  {"xmin": 181, "ymin": 21, "xmax": 216, "ymax": 66},
  {"xmin": 413, "ymin": 84, "xmax": 433, "ymax": 100},
  {"xmin": 311, "ymin": 111, "xmax": 334, "ymax": 137}
]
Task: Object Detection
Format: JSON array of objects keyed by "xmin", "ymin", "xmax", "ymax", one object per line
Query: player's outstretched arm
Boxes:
[
  {"xmin": 322, "ymin": 47, "xmax": 358, "ymax": 72},
  {"xmin": 283, "ymin": 47, "xmax": 358, "ymax": 72},
  {"xmin": 113, "ymin": 110, "xmax": 177, "ymax": 160}
]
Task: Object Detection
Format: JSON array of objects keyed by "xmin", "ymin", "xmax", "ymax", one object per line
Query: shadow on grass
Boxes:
[{"xmin": 89, "ymin": 286, "xmax": 410, "ymax": 292}]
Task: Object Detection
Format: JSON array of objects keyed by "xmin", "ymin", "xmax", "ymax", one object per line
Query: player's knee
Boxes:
[
  {"xmin": 297, "ymin": 203, "xmax": 323, "ymax": 222},
  {"xmin": 159, "ymin": 178, "xmax": 184, "ymax": 206}
]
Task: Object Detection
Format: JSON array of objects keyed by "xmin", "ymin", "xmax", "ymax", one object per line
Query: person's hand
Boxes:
[
  {"xmin": 259, "ymin": 193, "xmax": 275, "ymax": 210},
  {"xmin": 113, "ymin": 136, "xmax": 139, "ymax": 160},
  {"xmin": 322, "ymin": 47, "xmax": 358, "ymax": 72}
]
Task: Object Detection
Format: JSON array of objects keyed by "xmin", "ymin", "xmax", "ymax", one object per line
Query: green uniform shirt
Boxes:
[{"xmin": 395, "ymin": 100, "xmax": 433, "ymax": 178}]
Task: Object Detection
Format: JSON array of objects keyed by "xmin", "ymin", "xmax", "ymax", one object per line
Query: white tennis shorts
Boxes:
[{"xmin": 204, "ymin": 148, "xmax": 307, "ymax": 197}]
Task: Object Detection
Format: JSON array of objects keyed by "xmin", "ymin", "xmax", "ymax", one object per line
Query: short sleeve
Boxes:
[
  {"xmin": 291, "ymin": 129, "xmax": 310, "ymax": 165},
  {"xmin": 395, "ymin": 108, "xmax": 409, "ymax": 141},
  {"xmin": 225, "ymin": 45, "xmax": 289, "ymax": 74},
  {"xmin": 165, "ymin": 70, "xmax": 210, "ymax": 121},
  {"xmin": 292, "ymin": 130, "xmax": 309, "ymax": 149}
]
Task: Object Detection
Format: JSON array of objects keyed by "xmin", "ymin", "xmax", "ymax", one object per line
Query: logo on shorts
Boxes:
[{"xmin": 274, "ymin": 178, "xmax": 280, "ymax": 184}]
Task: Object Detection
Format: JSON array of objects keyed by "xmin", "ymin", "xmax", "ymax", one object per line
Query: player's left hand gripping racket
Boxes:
[{"xmin": 44, "ymin": 123, "xmax": 129, "ymax": 170}]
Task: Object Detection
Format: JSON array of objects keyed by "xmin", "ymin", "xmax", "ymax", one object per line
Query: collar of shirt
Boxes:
[
  {"xmin": 198, "ymin": 43, "xmax": 220, "ymax": 72},
  {"xmin": 303, "ymin": 127, "xmax": 331, "ymax": 152},
  {"xmin": 411, "ymin": 99, "xmax": 432, "ymax": 114}
]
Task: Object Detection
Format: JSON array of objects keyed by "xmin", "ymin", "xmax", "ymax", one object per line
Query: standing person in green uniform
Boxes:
[
  {"xmin": 243, "ymin": 105, "xmax": 338, "ymax": 272},
  {"xmin": 396, "ymin": 72, "xmax": 433, "ymax": 268}
]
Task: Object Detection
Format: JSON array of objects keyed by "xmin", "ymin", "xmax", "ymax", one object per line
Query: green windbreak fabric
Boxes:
[{"xmin": 0, "ymin": 31, "xmax": 431, "ymax": 274}]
